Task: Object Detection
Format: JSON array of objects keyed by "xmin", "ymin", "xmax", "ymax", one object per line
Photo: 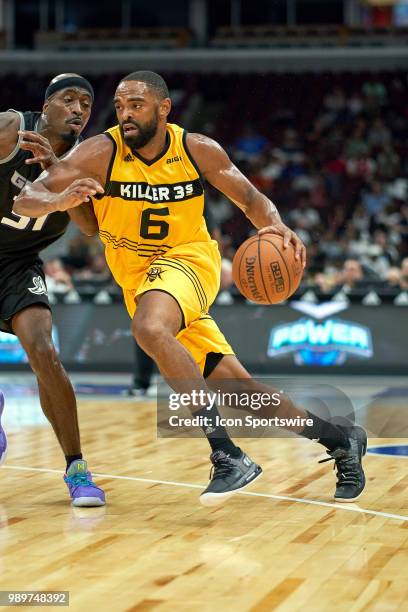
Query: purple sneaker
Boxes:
[
  {"xmin": 64, "ymin": 459, "xmax": 105, "ymax": 507},
  {"xmin": 0, "ymin": 391, "xmax": 7, "ymax": 466}
]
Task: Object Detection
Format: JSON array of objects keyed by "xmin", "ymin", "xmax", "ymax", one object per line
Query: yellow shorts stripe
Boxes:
[
  {"xmin": 165, "ymin": 257, "xmax": 208, "ymax": 309},
  {"xmin": 154, "ymin": 258, "xmax": 207, "ymax": 311}
]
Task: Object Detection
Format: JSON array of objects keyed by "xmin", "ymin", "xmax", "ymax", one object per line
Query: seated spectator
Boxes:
[
  {"xmin": 207, "ymin": 191, "xmax": 233, "ymax": 228},
  {"xmin": 347, "ymin": 91, "xmax": 364, "ymax": 117},
  {"xmin": 345, "ymin": 125, "xmax": 369, "ymax": 159},
  {"xmin": 367, "ymin": 118, "xmax": 391, "ymax": 149},
  {"xmin": 323, "ymin": 152, "xmax": 346, "ymax": 198},
  {"xmin": 44, "ymin": 259, "xmax": 73, "ymax": 294},
  {"xmin": 288, "ymin": 196, "xmax": 320, "ymax": 231},
  {"xmin": 346, "ymin": 153, "xmax": 376, "ymax": 181},
  {"xmin": 351, "ymin": 203, "xmax": 370, "ymax": 234},
  {"xmin": 361, "ymin": 180, "xmax": 391, "ymax": 216},
  {"xmin": 324, "ymin": 87, "xmax": 346, "ymax": 115},
  {"xmin": 73, "ymin": 253, "xmax": 112, "ymax": 283},
  {"xmin": 363, "ymin": 79, "xmax": 387, "ymax": 111},
  {"xmin": 233, "ymin": 124, "xmax": 268, "ymax": 160},
  {"xmin": 373, "ymin": 229, "xmax": 399, "ymax": 265},
  {"xmin": 278, "ymin": 128, "xmax": 305, "ymax": 163},
  {"xmin": 313, "ymin": 271, "xmax": 337, "ymax": 294},
  {"xmin": 385, "ymin": 267, "xmax": 401, "ymax": 288},
  {"xmin": 309, "ymin": 175, "xmax": 328, "ymax": 210},
  {"xmin": 376, "ymin": 145, "xmax": 400, "ymax": 181},
  {"xmin": 333, "ymin": 259, "xmax": 366, "ymax": 293},
  {"xmin": 258, "ymin": 151, "xmax": 284, "ymax": 187}
]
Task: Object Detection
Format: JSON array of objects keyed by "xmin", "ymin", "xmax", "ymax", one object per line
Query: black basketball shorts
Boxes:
[{"xmin": 0, "ymin": 258, "xmax": 50, "ymax": 335}]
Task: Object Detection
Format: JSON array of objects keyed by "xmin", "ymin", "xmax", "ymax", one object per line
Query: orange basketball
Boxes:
[{"xmin": 232, "ymin": 234, "xmax": 303, "ymax": 304}]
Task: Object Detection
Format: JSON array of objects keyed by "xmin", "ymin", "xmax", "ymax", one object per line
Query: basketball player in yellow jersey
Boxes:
[{"xmin": 15, "ymin": 71, "xmax": 367, "ymax": 507}]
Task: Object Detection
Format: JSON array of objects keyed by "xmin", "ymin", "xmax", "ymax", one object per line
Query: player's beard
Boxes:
[
  {"xmin": 120, "ymin": 113, "xmax": 159, "ymax": 150},
  {"xmin": 60, "ymin": 128, "xmax": 78, "ymax": 147}
]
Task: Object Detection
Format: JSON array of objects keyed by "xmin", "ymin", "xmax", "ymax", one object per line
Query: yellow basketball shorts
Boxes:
[{"xmin": 122, "ymin": 241, "xmax": 234, "ymax": 374}]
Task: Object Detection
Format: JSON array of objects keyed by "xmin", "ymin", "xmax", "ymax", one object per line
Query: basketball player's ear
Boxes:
[
  {"xmin": 160, "ymin": 97, "xmax": 171, "ymax": 119},
  {"xmin": 42, "ymin": 101, "xmax": 49, "ymax": 116}
]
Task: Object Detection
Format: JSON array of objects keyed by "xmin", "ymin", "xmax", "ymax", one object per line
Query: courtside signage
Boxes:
[{"xmin": 267, "ymin": 301, "xmax": 373, "ymax": 366}]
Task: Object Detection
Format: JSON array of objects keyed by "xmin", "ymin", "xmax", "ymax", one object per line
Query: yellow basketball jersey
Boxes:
[{"xmin": 93, "ymin": 122, "xmax": 212, "ymax": 289}]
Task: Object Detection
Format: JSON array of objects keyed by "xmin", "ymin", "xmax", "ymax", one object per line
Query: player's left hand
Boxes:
[
  {"xmin": 258, "ymin": 223, "xmax": 307, "ymax": 269},
  {"xmin": 18, "ymin": 130, "xmax": 58, "ymax": 170}
]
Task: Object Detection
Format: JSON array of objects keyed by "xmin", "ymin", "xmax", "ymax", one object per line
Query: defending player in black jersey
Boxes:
[{"xmin": 0, "ymin": 73, "xmax": 105, "ymax": 507}]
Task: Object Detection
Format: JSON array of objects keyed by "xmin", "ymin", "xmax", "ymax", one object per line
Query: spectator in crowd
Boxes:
[
  {"xmin": 385, "ymin": 267, "xmax": 401, "ymax": 288},
  {"xmin": 323, "ymin": 87, "xmax": 346, "ymax": 115},
  {"xmin": 351, "ymin": 203, "xmax": 370, "ymax": 234},
  {"xmin": 345, "ymin": 124, "xmax": 369, "ymax": 159},
  {"xmin": 376, "ymin": 145, "xmax": 400, "ymax": 181},
  {"xmin": 9, "ymin": 71, "xmax": 404, "ymax": 299},
  {"xmin": 334, "ymin": 259, "xmax": 365, "ymax": 293},
  {"xmin": 346, "ymin": 152, "xmax": 376, "ymax": 181},
  {"xmin": 73, "ymin": 253, "xmax": 112, "ymax": 284},
  {"xmin": 44, "ymin": 259, "xmax": 74, "ymax": 294},
  {"xmin": 233, "ymin": 124, "xmax": 268, "ymax": 160},
  {"xmin": 363, "ymin": 79, "xmax": 387, "ymax": 112},
  {"xmin": 258, "ymin": 151, "xmax": 284, "ymax": 188},
  {"xmin": 367, "ymin": 117, "xmax": 391, "ymax": 149},
  {"xmin": 347, "ymin": 91, "xmax": 364, "ymax": 116},
  {"xmin": 361, "ymin": 180, "xmax": 391, "ymax": 216},
  {"xmin": 276, "ymin": 129, "xmax": 305, "ymax": 172}
]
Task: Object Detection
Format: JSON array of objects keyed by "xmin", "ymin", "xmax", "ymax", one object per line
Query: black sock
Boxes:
[
  {"xmin": 193, "ymin": 405, "xmax": 241, "ymax": 457},
  {"xmin": 301, "ymin": 411, "xmax": 350, "ymax": 451},
  {"xmin": 65, "ymin": 454, "xmax": 83, "ymax": 472}
]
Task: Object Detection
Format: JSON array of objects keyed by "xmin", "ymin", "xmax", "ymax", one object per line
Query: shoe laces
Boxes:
[
  {"xmin": 209, "ymin": 454, "xmax": 235, "ymax": 480},
  {"xmin": 319, "ymin": 448, "xmax": 360, "ymax": 486},
  {"xmin": 66, "ymin": 472, "xmax": 97, "ymax": 489}
]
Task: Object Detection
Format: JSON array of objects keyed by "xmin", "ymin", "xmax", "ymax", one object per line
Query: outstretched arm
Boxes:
[
  {"xmin": 187, "ymin": 133, "xmax": 306, "ymax": 267},
  {"xmin": 13, "ymin": 134, "xmax": 112, "ymax": 226}
]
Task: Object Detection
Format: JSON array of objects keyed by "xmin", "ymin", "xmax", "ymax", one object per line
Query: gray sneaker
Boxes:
[
  {"xmin": 319, "ymin": 425, "xmax": 367, "ymax": 502},
  {"xmin": 200, "ymin": 449, "xmax": 262, "ymax": 507}
]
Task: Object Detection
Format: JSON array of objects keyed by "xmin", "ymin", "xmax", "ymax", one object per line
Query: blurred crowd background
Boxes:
[
  {"xmin": 2, "ymin": 0, "xmax": 407, "ymax": 302},
  {"xmin": 7, "ymin": 69, "xmax": 405, "ymax": 300}
]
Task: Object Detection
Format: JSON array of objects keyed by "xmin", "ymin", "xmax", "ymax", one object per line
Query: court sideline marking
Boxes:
[{"xmin": 1, "ymin": 463, "xmax": 407, "ymax": 522}]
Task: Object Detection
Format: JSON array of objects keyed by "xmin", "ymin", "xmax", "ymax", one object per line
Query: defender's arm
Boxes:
[
  {"xmin": 13, "ymin": 135, "xmax": 112, "ymax": 230},
  {"xmin": 0, "ymin": 112, "xmax": 21, "ymax": 159}
]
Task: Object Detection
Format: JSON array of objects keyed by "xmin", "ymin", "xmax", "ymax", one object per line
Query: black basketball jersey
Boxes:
[{"xmin": 0, "ymin": 110, "xmax": 70, "ymax": 260}]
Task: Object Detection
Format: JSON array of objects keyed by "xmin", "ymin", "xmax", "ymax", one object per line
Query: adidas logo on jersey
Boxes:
[
  {"xmin": 28, "ymin": 276, "xmax": 47, "ymax": 296},
  {"xmin": 124, "ymin": 153, "xmax": 134, "ymax": 162},
  {"xmin": 166, "ymin": 156, "xmax": 182, "ymax": 164}
]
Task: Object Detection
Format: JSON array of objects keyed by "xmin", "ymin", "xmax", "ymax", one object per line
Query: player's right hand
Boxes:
[
  {"xmin": 55, "ymin": 178, "xmax": 104, "ymax": 211},
  {"xmin": 19, "ymin": 130, "xmax": 58, "ymax": 170}
]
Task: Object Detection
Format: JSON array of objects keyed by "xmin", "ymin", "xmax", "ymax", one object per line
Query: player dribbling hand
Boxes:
[{"xmin": 258, "ymin": 222, "xmax": 306, "ymax": 268}]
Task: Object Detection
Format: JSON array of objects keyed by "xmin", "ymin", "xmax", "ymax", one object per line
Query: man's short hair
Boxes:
[{"xmin": 120, "ymin": 71, "xmax": 169, "ymax": 100}]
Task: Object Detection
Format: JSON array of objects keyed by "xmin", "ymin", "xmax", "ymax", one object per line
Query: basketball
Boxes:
[{"xmin": 232, "ymin": 234, "xmax": 303, "ymax": 304}]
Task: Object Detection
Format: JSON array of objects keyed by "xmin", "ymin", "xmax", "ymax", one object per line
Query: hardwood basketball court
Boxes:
[{"xmin": 0, "ymin": 375, "xmax": 407, "ymax": 611}]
